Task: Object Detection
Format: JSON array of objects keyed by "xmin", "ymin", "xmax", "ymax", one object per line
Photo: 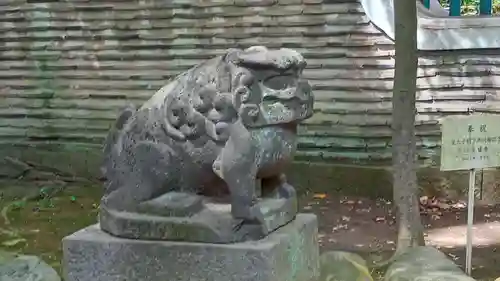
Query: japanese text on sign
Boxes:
[{"xmin": 440, "ymin": 115, "xmax": 500, "ymax": 171}]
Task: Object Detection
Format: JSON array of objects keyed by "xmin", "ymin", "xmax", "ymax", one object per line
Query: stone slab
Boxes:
[
  {"xmin": 385, "ymin": 246, "xmax": 475, "ymax": 281},
  {"xmin": 0, "ymin": 252, "xmax": 61, "ymax": 281},
  {"xmin": 99, "ymin": 193, "xmax": 298, "ymax": 243},
  {"xmin": 62, "ymin": 213, "xmax": 320, "ymax": 281}
]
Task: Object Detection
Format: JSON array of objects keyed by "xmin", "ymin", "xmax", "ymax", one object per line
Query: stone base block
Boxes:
[{"xmin": 62, "ymin": 214, "xmax": 320, "ymax": 281}]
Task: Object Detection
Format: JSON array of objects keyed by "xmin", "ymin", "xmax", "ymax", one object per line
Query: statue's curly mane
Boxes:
[
  {"xmin": 101, "ymin": 51, "xmax": 240, "ymax": 180},
  {"xmin": 159, "ymin": 50, "xmax": 250, "ymax": 143}
]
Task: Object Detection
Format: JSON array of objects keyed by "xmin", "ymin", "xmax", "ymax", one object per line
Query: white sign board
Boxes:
[
  {"xmin": 439, "ymin": 114, "xmax": 500, "ymax": 276},
  {"xmin": 440, "ymin": 115, "xmax": 500, "ymax": 171}
]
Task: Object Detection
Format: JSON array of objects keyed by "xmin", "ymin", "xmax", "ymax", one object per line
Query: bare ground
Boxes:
[
  {"xmin": 299, "ymin": 192, "xmax": 500, "ymax": 280},
  {"xmin": 1, "ymin": 185, "xmax": 500, "ymax": 280}
]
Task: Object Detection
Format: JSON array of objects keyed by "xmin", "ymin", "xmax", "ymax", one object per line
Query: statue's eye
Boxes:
[{"xmin": 263, "ymin": 75, "xmax": 294, "ymax": 90}]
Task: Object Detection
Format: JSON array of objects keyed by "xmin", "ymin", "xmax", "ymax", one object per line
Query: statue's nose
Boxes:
[
  {"xmin": 276, "ymin": 48, "xmax": 307, "ymax": 71},
  {"xmin": 296, "ymin": 59, "xmax": 307, "ymax": 72}
]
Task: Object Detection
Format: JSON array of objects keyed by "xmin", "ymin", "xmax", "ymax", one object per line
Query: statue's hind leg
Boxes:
[{"xmin": 102, "ymin": 141, "xmax": 203, "ymax": 216}]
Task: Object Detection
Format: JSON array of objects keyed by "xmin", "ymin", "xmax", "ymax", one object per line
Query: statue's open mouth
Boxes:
[
  {"xmin": 261, "ymin": 74, "xmax": 311, "ymax": 104},
  {"xmin": 253, "ymin": 76, "xmax": 313, "ymax": 127}
]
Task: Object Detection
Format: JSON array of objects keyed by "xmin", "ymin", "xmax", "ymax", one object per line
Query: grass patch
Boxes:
[{"xmin": 0, "ymin": 184, "xmax": 102, "ymax": 273}]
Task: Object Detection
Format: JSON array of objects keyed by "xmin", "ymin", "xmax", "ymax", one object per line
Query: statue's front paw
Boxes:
[
  {"xmin": 263, "ymin": 174, "xmax": 296, "ymax": 199},
  {"xmin": 277, "ymin": 182, "xmax": 296, "ymax": 199}
]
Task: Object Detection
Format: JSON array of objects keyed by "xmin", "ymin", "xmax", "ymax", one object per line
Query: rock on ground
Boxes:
[
  {"xmin": 0, "ymin": 251, "xmax": 60, "ymax": 281},
  {"xmin": 384, "ymin": 246, "xmax": 475, "ymax": 281},
  {"xmin": 319, "ymin": 251, "xmax": 373, "ymax": 281}
]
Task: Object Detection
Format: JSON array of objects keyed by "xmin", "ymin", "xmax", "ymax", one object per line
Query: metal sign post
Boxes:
[
  {"xmin": 440, "ymin": 115, "xmax": 500, "ymax": 276},
  {"xmin": 465, "ymin": 168, "xmax": 475, "ymax": 275}
]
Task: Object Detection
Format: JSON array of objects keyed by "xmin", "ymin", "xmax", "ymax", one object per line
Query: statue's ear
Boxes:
[
  {"xmin": 244, "ymin": 46, "xmax": 268, "ymax": 53},
  {"xmin": 225, "ymin": 46, "xmax": 268, "ymax": 64}
]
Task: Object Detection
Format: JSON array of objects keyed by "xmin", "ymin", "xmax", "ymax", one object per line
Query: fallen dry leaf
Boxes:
[
  {"xmin": 332, "ymin": 224, "xmax": 348, "ymax": 232},
  {"xmin": 356, "ymin": 208, "xmax": 371, "ymax": 213},
  {"xmin": 447, "ymin": 253, "xmax": 459, "ymax": 261},
  {"xmin": 452, "ymin": 201, "xmax": 467, "ymax": 209},
  {"xmin": 437, "ymin": 202, "xmax": 451, "ymax": 210},
  {"xmin": 313, "ymin": 193, "xmax": 327, "ymax": 199}
]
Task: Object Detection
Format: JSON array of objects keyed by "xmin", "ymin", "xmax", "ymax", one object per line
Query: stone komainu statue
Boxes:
[{"xmin": 99, "ymin": 46, "xmax": 314, "ymax": 243}]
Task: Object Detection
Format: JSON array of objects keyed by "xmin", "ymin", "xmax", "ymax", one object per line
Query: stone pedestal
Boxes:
[{"xmin": 62, "ymin": 214, "xmax": 320, "ymax": 281}]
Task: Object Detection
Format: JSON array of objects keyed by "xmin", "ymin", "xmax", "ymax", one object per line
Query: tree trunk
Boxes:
[{"xmin": 392, "ymin": 0, "xmax": 425, "ymax": 253}]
